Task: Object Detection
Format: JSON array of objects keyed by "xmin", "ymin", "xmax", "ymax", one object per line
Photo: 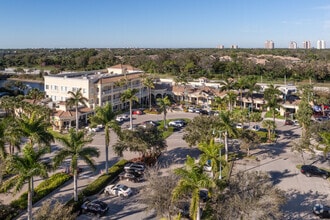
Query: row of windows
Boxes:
[{"xmin": 45, "ymin": 85, "xmax": 87, "ymax": 93}]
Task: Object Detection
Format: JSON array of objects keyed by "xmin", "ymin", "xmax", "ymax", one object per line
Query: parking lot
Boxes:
[{"xmin": 14, "ymin": 111, "xmax": 330, "ymax": 220}]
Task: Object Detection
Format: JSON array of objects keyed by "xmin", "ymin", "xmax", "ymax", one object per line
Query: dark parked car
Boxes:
[
  {"xmin": 81, "ymin": 199, "xmax": 108, "ymax": 217},
  {"xmin": 284, "ymin": 120, "xmax": 294, "ymax": 125},
  {"xmin": 124, "ymin": 162, "xmax": 145, "ymax": 173},
  {"xmin": 300, "ymin": 165, "xmax": 329, "ymax": 179},
  {"xmin": 199, "ymin": 109, "xmax": 209, "ymax": 115},
  {"xmin": 313, "ymin": 203, "xmax": 330, "ymax": 219},
  {"xmin": 119, "ymin": 171, "xmax": 144, "ymax": 182}
]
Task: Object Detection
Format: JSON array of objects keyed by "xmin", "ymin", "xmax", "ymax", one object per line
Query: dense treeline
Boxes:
[{"xmin": 1, "ymin": 48, "xmax": 330, "ymax": 82}]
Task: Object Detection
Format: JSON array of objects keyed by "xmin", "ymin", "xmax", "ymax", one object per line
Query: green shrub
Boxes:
[
  {"xmin": 82, "ymin": 159, "xmax": 127, "ymax": 197},
  {"xmin": 10, "ymin": 172, "xmax": 71, "ymax": 210},
  {"xmin": 67, "ymin": 159, "xmax": 127, "ymax": 213}
]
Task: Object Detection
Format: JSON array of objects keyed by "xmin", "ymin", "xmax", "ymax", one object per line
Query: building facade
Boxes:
[
  {"xmin": 44, "ymin": 64, "xmax": 148, "ymax": 111},
  {"xmin": 289, "ymin": 41, "xmax": 297, "ymax": 49},
  {"xmin": 265, "ymin": 40, "xmax": 274, "ymax": 49},
  {"xmin": 302, "ymin": 41, "xmax": 311, "ymax": 49},
  {"xmin": 317, "ymin": 40, "xmax": 326, "ymax": 49}
]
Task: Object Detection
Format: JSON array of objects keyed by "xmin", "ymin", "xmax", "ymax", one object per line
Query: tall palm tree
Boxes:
[
  {"xmin": 264, "ymin": 84, "xmax": 281, "ymax": 123},
  {"xmin": 16, "ymin": 111, "xmax": 54, "ymax": 195},
  {"xmin": 157, "ymin": 96, "xmax": 172, "ymax": 129},
  {"xmin": 6, "ymin": 144, "xmax": 49, "ymax": 220},
  {"xmin": 245, "ymin": 78, "xmax": 261, "ymax": 112},
  {"xmin": 66, "ymin": 88, "xmax": 89, "ymax": 131},
  {"xmin": 225, "ymin": 91, "xmax": 237, "ymax": 112},
  {"xmin": 172, "ymin": 156, "xmax": 214, "ymax": 220},
  {"xmin": 121, "ymin": 88, "xmax": 139, "ymax": 129},
  {"xmin": 16, "ymin": 111, "xmax": 54, "ymax": 147},
  {"xmin": 89, "ymin": 103, "xmax": 120, "ymax": 174},
  {"xmin": 3, "ymin": 116, "xmax": 21, "ymax": 155},
  {"xmin": 198, "ymin": 139, "xmax": 224, "ymax": 180},
  {"xmin": 262, "ymin": 120, "xmax": 276, "ymax": 142},
  {"xmin": 235, "ymin": 77, "xmax": 247, "ymax": 109},
  {"xmin": 218, "ymin": 111, "xmax": 238, "ymax": 162},
  {"xmin": 142, "ymin": 75, "xmax": 155, "ymax": 110},
  {"xmin": 53, "ymin": 129, "xmax": 100, "ymax": 202}
]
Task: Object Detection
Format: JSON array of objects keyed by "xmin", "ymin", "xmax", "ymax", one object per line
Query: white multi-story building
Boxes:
[
  {"xmin": 265, "ymin": 40, "xmax": 274, "ymax": 49},
  {"xmin": 302, "ymin": 41, "xmax": 311, "ymax": 49},
  {"xmin": 317, "ymin": 40, "xmax": 326, "ymax": 49},
  {"xmin": 289, "ymin": 41, "xmax": 297, "ymax": 49},
  {"xmin": 44, "ymin": 64, "xmax": 148, "ymax": 111}
]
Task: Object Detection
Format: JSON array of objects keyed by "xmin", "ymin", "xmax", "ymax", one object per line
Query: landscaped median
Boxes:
[
  {"xmin": 66, "ymin": 159, "xmax": 128, "ymax": 213},
  {"xmin": 0, "ymin": 172, "xmax": 72, "ymax": 220}
]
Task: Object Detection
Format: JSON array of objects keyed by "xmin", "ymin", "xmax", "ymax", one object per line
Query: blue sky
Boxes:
[{"xmin": 1, "ymin": 0, "xmax": 330, "ymax": 49}]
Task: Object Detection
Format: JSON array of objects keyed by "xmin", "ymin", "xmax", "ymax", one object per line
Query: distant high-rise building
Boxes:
[
  {"xmin": 289, "ymin": 41, "xmax": 297, "ymax": 49},
  {"xmin": 264, "ymin": 40, "xmax": 274, "ymax": 49},
  {"xmin": 217, "ymin": 45, "xmax": 225, "ymax": 49},
  {"xmin": 231, "ymin": 45, "xmax": 238, "ymax": 49},
  {"xmin": 317, "ymin": 40, "xmax": 326, "ymax": 49},
  {"xmin": 302, "ymin": 41, "xmax": 311, "ymax": 49}
]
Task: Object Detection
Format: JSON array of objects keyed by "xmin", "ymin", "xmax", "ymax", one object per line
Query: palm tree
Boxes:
[
  {"xmin": 218, "ymin": 111, "xmax": 238, "ymax": 162},
  {"xmin": 66, "ymin": 88, "xmax": 89, "ymax": 131},
  {"xmin": 172, "ymin": 156, "xmax": 214, "ymax": 220},
  {"xmin": 156, "ymin": 96, "xmax": 172, "ymax": 129},
  {"xmin": 225, "ymin": 91, "xmax": 237, "ymax": 112},
  {"xmin": 120, "ymin": 88, "xmax": 139, "ymax": 130},
  {"xmin": 53, "ymin": 129, "xmax": 100, "ymax": 202},
  {"xmin": 235, "ymin": 77, "xmax": 247, "ymax": 109},
  {"xmin": 198, "ymin": 139, "xmax": 224, "ymax": 180},
  {"xmin": 6, "ymin": 144, "xmax": 49, "ymax": 220},
  {"xmin": 89, "ymin": 103, "xmax": 120, "ymax": 174},
  {"xmin": 16, "ymin": 111, "xmax": 54, "ymax": 195},
  {"xmin": 262, "ymin": 120, "xmax": 276, "ymax": 142},
  {"xmin": 245, "ymin": 78, "xmax": 261, "ymax": 112},
  {"xmin": 264, "ymin": 84, "xmax": 281, "ymax": 123},
  {"xmin": 16, "ymin": 111, "xmax": 54, "ymax": 147},
  {"xmin": 26, "ymin": 88, "xmax": 45, "ymax": 102},
  {"xmin": 142, "ymin": 75, "xmax": 155, "ymax": 110},
  {"xmin": 3, "ymin": 116, "xmax": 21, "ymax": 155}
]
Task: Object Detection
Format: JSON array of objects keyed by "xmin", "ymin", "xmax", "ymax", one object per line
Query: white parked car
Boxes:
[
  {"xmin": 236, "ymin": 123, "xmax": 243, "ymax": 129},
  {"xmin": 104, "ymin": 184, "xmax": 132, "ymax": 197},
  {"xmin": 168, "ymin": 120, "xmax": 185, "ymax": 128}
]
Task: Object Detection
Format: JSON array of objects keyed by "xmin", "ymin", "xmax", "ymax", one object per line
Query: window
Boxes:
[{"xmin": 45, "ymin": 84, "xmax": 49, "ymax": 90}]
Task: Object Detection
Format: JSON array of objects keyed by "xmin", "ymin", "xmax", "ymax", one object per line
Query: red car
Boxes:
[{"xmin": 132, "ymin": 109, "xmax": 144, "ymax": 115}]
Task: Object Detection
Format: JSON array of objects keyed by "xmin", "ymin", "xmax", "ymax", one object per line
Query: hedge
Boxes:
[
  {"xmin": 0, "ymin": 172, "xmax": 71, "ymax": 220},
  {"xmin": 67, "ymin": 159, "xmax": 127, "ymax": 212},
  {"xmin": 10, "ymin": 172, "xmax": 72, "ymax": 209}
]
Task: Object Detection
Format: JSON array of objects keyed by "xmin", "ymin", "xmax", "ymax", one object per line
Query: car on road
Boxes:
[
  {"xmin": 139, "ymin": 120, "xmax": 159, "ymax": 128},
  {"xmin": 300, "ymin": 165, "xmax": 329, "ymax": 179},
  {"xmin": 80, "ymin": 199, "xmax": 108, "ymax": 217},
  {"xmin": 313, "ymin": 203, "xmax": 330, "ymax": 219},
  {"xmin": 124, "ymin": 162, "xmax": 145, "ymax": 173},
  {"xmin": 284, "ymin": 120, "xmax": 294, "ymax": 125},
  {"xmin": 236, "ymin": 123, "xmax": 243, "ymax": 129},
  {"xmin": 116, "ymin": 114, "xmax": 129, "ymax": 123},
  {"xmin": 199, "ymin": 109, "xmax": 209, "ymax": 115},
  {"xmin": 168, "ymin": 120, "xmax": 186, "ymax": 128},
  {"xmin": 132, "ymin": 109, "xmax": 144, "ymax": 115},
  {"xmin": 119, "ymin": 171, "xmax": 144, "ymax": 182},
  {"xmin": 104, "ymin": 184, "xmax": 132, "ymax": 197},
  {"xmin": 252, "ymin": 124, "xmax": 260, "ymax": 131}
]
